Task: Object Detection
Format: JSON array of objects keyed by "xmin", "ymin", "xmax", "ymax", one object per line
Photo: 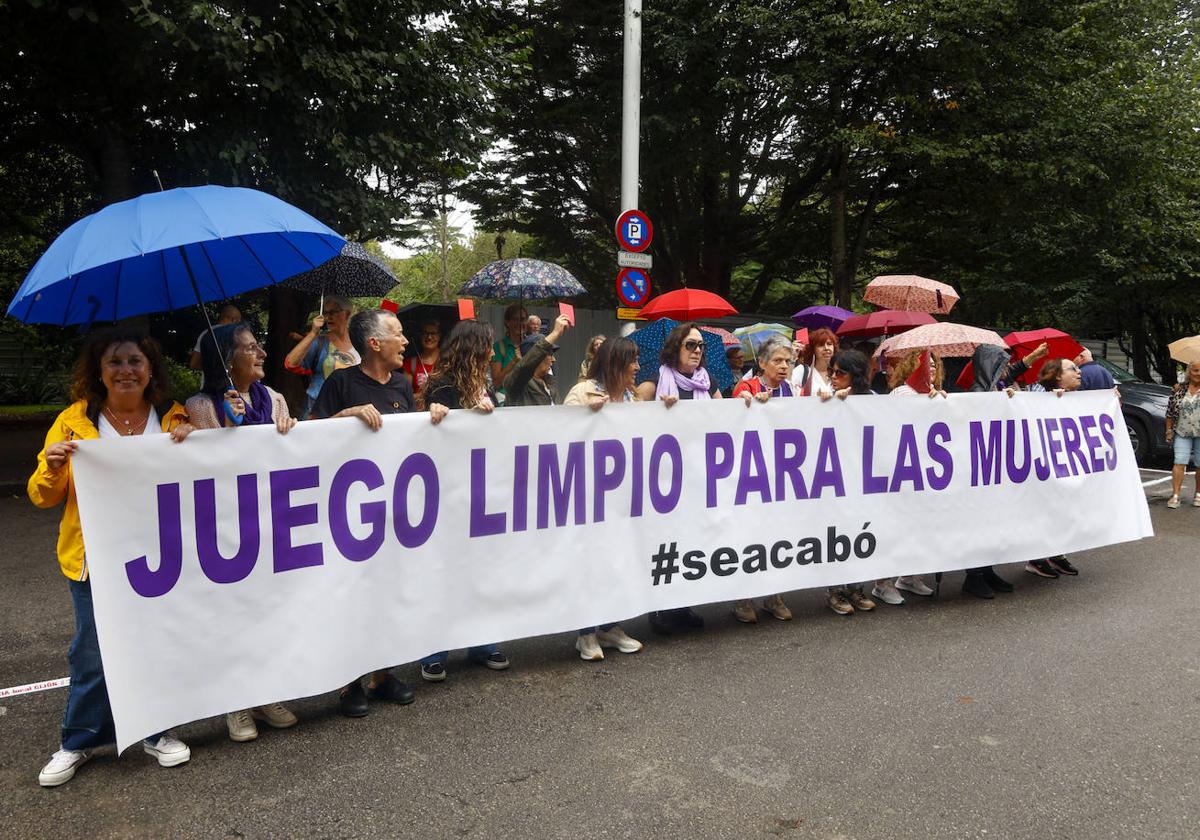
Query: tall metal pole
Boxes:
[{"xmin": 620, "ymin": 0, "xmax": 642, "ymax": 213}]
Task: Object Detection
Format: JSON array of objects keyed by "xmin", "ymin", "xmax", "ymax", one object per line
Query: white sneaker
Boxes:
[
  {"xmin": 871, "ymin": 582, "xmax": 905, "ymax": 606},
  {"xmin": 38, "ymin": 748, "xmax": 89, "ymax": 787},
  {"xmin": 575, "ymin": 633, "xmax": 604, "ymax": 661},
  {"xmin": 1167, "ymin": 495, "xmax": 1181, "ymax": 509},
  {"xmin": 143, "ymin": 733, "xmax": 191, "ymax": 767},
  {"xmin": 252, "ymin": 703, "xmax": 298, "ymax": 729},
  {"xmin": 896, "ymin": 575, "xmax": 934, "ymax": 597},
  {"xmin": 226, "ymin": 709, "xmax": 258, "ymax": 742},
  {"xmin": 596, "ymin": 625, "xmax": 644, "ymax": 653}
]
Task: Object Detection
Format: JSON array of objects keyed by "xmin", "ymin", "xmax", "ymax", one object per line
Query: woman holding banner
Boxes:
[
  {"xmin": 871, "ymin": 349, "xmax": 948, "ymax": 605},
  {"xmin": 634, "ymin": 323, "xmax": 717, "ymax": 634},
  {"xmin": 819, "ymin": 350, "xmax": 879, "ymax": 615},
  {"xmin": 186, "ymin": 323, "xmax": 302, "ymax": 741},
  {"xmin": 729, "ymin": 335, "xmax": 796, "ymax": 623},
  {"xmin": 28, "ymin": 328, "xmax": 196, "ymax": 787},
  {"xmin": 420, "ymin": 320, "xmax": 513, "ymax": 681},
  {"xmin": 564, "ymin": 336, "xmax": 647, "ymax": 659}
]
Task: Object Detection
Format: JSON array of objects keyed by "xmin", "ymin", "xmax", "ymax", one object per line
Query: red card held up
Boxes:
[
  {"xmin": 379, "ymin": 299, "xmax": 399, "ymax": 313},
  {"xmin": 794, "ymin": 328, "xmax": 809, "ymax": 344},
  {"xmin": 457, "ymin": 298, "xmax": 475, "ymax": 320},
  {"xmin": 559, "ymin": 301, "xmax": 575, "ymax": 326}
]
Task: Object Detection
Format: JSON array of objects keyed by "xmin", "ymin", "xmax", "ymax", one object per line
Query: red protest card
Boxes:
[
  {"xmin": 379, "ymin": 299, "xmax": 399, "ymax": 313},
  {"xmin": 457, "ymin": 298, "xmax": 475, "ymax": 320},
  {"xmin": 559, "ymin": 301, "xmax": 575, "ymax": 326},
  {"xmin": 794, "ymin": 328, "xmax": 809, "ymax": 344}
]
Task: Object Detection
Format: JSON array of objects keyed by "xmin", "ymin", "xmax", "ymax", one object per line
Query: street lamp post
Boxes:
[{"xmin": 621, "ymin": 0, "xmax": 642, "ymax": 214}]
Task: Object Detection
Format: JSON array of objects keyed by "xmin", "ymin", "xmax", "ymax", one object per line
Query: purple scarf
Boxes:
[
  {"xmin": 656, "ymin": 365, "xmax": 712, "ymax": 400},
  {"xmin": 209, "ymin": 381, "xmax": 275, "ymax": 426}
]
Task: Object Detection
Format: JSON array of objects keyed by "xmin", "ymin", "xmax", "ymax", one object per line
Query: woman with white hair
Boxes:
[{"xmin": 728, "ymin": 334, "xmax": 796, "ymax": 622}]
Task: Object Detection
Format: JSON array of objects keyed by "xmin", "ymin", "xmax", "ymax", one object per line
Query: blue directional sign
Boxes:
[
  {"xmin": 616, "ymin": 267, "xmax": 652, "ymax": 307},
  {"xmin": 615, "ymin": 209, "xmax": 653, "ymax": 253}
]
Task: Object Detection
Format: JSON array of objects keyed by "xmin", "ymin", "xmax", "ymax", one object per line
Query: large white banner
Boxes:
[{"xmin": 72, "ymin": 391, "xmax": 1151, "ymax": 749}]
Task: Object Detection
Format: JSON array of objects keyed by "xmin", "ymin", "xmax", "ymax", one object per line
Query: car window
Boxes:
[{"xmin": 1095, "ymin": 357, "xmax": 1138, "ymax": 383}]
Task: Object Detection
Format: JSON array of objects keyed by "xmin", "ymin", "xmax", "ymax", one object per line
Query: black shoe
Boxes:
[
  {"xmin": 962, "ymin": 573, "xmax": 994, "ymax": 599},
  {"xmin": 1047, "ymin": 555, "xmax": 1079, "ymax": 576},
  {"xmin": 471, "ymin": 651, "xmax": 510, "ymax": 671},
  {"xmin": 420, "ymin": 663, "xmax": 446, "ymax": 682},
  {"xmin": 367, "ymin": 675, "xmax": 415, "ymax": 705},
  {"xmin": 648, "ymin": 612, "xmax": 674, "ymax": 636},
  {"xmin": 338, "ymin": 679, "xmax": 369, "ymax": 717},
  {"xmin": 1025, "ymin": 559, "xmax": 1060, "ymax": 578},
  {"xmin": 981, "ymin": 567, "xmax": 1014, "ymax": 593},
  {"xmin": 674, "ymin": 607, "xmax": 705, "ymax": 630}
]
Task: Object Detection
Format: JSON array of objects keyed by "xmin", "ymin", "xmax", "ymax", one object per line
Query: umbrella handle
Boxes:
[{"xmin": 178, "ymin": 245, "xmax": 237, "ymax": 393}]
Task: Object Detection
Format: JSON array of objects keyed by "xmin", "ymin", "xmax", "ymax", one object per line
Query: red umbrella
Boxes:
[
  {"xmin": 954, "ymin": 328, "xmax": 1084, "ymax": 389},
  {"xmin": 699, "ymin": 325, "xmax": 740, "ymax": 347},
  {"xmin": 639, "ymin": 288, "xmax": 737, "ymax": 320},
  {"xmin": 1005, "ymin": 328, "xmax": 1084, "ymax": 384},
  {"xmin": 836, "ymin": 310, "xmax": 936, "ymax": 339}
]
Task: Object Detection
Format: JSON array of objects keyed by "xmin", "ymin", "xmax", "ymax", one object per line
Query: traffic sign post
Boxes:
[
  {"xmin": 616, "ymin": 249, "xmax": 652, "ymax": 269},
  {"xmin": 615, "ymin": 209, "xmax": 653, "ymax": 253},
  {"xmin": 616, "ymin": 267, "xmax": 652, "ymax": 308}
]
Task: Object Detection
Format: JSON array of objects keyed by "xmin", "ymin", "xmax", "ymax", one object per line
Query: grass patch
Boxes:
[{"xmin": 0, "ymin": 404, "xmax": 67, "ymax": 418}]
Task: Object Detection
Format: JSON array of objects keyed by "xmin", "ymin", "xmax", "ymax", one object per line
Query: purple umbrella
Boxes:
[{"xmin": 792, "ymin": 305, "xmax": 854, "ymax": 330}]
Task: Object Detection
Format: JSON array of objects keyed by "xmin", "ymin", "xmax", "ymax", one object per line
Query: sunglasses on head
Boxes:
[{"xmin": 683, "ymin": 339, "xmax": 706, "ymax": 352}]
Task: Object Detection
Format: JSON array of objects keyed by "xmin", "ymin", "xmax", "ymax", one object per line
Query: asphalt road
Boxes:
[{"xmin": 0, "ymin": 475, "xmax": 1196, "ymax": 840}]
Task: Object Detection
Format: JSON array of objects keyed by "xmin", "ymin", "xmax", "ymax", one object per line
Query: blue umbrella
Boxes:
[
  {"xmin": 7, "ymin": 185, "xmax": 345, "ymax": 326},
  {"xmin": 460, "ymin": 258, "xmax": 585, "ymax": 300},
  {"xmin": 629, "ymin": 318, "xmax": 735, "ymax": 391}
]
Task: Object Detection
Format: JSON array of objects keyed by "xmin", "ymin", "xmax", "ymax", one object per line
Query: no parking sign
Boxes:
[{"xmin": 616, "ymin": 268, "xmax": 651, "ymax": 308}]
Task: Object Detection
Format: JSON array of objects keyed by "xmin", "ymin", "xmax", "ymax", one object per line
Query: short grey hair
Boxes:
[
  {"xmin": 348, "ymin": 309, "xmax": 396, "ymax": 357},
  {"xmin": 757, "ymin": 335, "xmax": 793, "ymax": 365},
  {"xmin": 325, "ymin": 295, "xmax": 353, "ymax": 314}
]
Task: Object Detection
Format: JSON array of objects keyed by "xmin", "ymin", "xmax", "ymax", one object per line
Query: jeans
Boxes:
[
  {"xmin": 578, "ymin": 624, "xmax": 616, "ymax": 636},
  {"xmin": 1173, "ymin": 435, "xmax": 1200, "ymax": 466},
  {"xmin": 60, "ymin": 580, "xmax": 164, "ymax": 751},
  {"xmin": 61, "ymin": 579, "xmax": 115, "ymax": 750},
  {"xmin": 421, "ymin": 644, "xmax": 500, "ymax": 667}
]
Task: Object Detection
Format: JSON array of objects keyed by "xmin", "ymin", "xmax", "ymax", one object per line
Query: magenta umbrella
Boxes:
[{"xmin": 792, "ymin": 305, "xmax": 854, "ymax": 331}]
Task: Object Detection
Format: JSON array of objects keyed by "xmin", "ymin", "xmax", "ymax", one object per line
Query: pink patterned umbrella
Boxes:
[
  {"xmin": 700, "ymin": 325, "xmax": 740, "ymax": 347},
  {"xmin": 864, "ymin": 275, "xmax": 959, "ymax": 314},
  {"xmin": 876, "ymin": 322, "xmax": 1005, "ymax": 358}
]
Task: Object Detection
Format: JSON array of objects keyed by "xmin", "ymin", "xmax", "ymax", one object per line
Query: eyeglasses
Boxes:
[
  {"xmin": 682, "ymin": 340, "xmax": 706, "ymax": 352},
  {"xmin": 422, "ymin": 331, "xmax": 441, "ymax": 339},
  {"xmin": 831, "ymin": 368, "xmax": 849, "ymax": 377},
  {"xmin": 322, "ymin": 309, "xmax": 341, "ymax": 317},
  {"xmin": 238, "ymin": 342, "xmax": 264, "ymax": 355}
]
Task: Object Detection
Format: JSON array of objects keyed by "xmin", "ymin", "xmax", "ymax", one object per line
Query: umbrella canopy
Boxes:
[
  {"xmin": 393, "ymin": 302, "xmax": 460, "ymax": 346},
  {"xmin": 792, "ymin": 304, "xmax": 854, "ymax": 331},
  {"xmin": 460, "ymin": 258, "xmax": 585, "ymax": 300},
  {"xmin": 732, "ymin": 322, "xmax": 793, "ymax": 359},
  {"xmin": 700, "ymin": 325, "xmax": 740, "ymax": 347},
  {"xmin": 1168, "ymin": 336, "xmax": 1200, "ymax": 366},
  {"xmin": 864, "ymin": 275, "xmax": 959, "ymax": 314},
  {"xmin": 638, "ymin": 288, "xmax": 737, "ymax": 321},
  {"xmin": 1005, "ymin": 328, "xmax": 1084, "ymax": 384},
  {"xmin": 877, "ymin": 322, "xmax": 1006, "ymax": 359},
  {"xmin": 836, "ymin": 310, "xmax": 935, "ymax": 339},
  {"xmin": 282, "ymin": 241, "xmax": 397, "ymax": 298},
  {"xmin": 628, "ymin": 318, "xmax": 735, "ymax": 391},
  {"xmin": 7, "ymin": 185, "xmax": 344, "ymax": 326}
]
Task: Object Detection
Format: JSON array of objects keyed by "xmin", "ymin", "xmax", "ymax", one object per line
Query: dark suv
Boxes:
[{"xmin": 1095, "ymin": 359, "xmax": 1173, "ymax": 466}]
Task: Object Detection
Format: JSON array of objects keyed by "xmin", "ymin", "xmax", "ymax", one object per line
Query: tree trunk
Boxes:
[
  {"xmin": 829, "ymin": 147, "xmax": 852, "ymax": 309},
  {"xmin": 268, "ymin": 286, "xmax": 314, "ymax": 417},
  {"xmin": 97, "ymin": 123, "xmax": 137, "ymax": 204},
  {"xmin": 1130, "ymin": 307, "xmax": 1151, "ymax": 380}
]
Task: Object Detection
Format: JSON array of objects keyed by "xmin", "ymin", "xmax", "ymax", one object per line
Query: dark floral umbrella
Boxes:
[
  {"xmin": 460, "ymin": 258, "xmax": 585, "ymax": 300},
  {"xmin": 282, "ymin": 241, "xmax": 397, "ymax": 301},
  {"xmin": 629, "ymin": 318, "xmax": 735, "ymax": 391}
]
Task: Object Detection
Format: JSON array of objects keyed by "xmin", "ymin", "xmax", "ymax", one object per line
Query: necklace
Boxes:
[{"xmin": 103, "ymin": 404, "xmax": 150, "ymax": 436}]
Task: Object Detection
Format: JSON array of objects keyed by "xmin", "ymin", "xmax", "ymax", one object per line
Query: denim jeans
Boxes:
[
  {"xmin": 60, "ymin": 580, "xmax": 165, "ymax": 751},
  {"xmin": 578, "ymin": 624, "xmax": 616, "ymax": 636},
  {"xmin": 61, "ymin": 579, "xmax": 117, "ymax": 750},
  {"xmin": 421, "ymin": 644, "xmax": 500, "ymax": 666},
  {"xmin": 1173, "ymin": 435, "xmax": 1200, "ymax": 466}
]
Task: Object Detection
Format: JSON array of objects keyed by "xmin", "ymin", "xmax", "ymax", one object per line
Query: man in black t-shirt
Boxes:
[{"xmin": 308, "ymin": 309, "xmax": 447, "ymax": 716}]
